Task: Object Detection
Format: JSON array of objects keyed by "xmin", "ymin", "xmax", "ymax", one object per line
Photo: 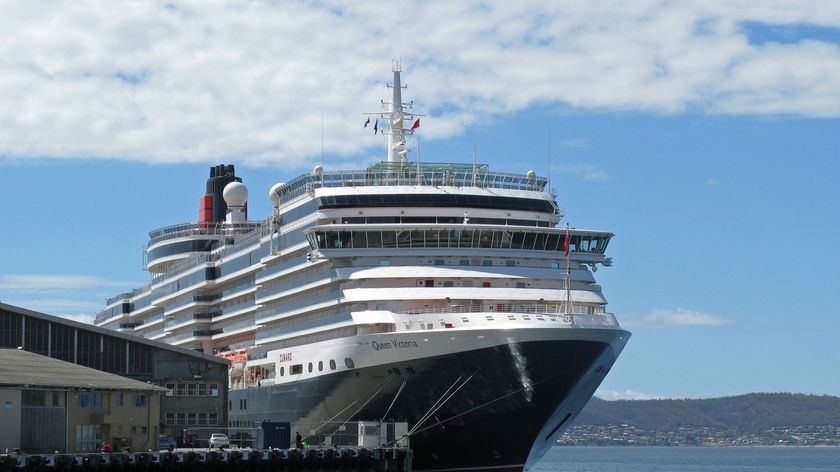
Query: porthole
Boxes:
[
  {"xmin": 345, "ymin": 357, "xmax": 355, "ymax": 369},
  {"xmin": 318, "ymin": 361, "xmax": 324, "ymax": 372},
  {"xmin": 330, "ymin": 360, "xmax": 337, "ymax": 370}
]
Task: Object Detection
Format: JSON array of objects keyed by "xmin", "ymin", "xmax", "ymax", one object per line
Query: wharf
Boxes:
[{"xmin": 0, "ymin": 447, "xmax": 412, "ymax": 472}]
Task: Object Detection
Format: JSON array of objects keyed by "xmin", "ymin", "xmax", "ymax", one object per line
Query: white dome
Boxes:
[
  {"xmin": 223, "ymin": 181, "xmax": 248, "ymax": 207},
  {"xmin": 269, "ymin": 182, "xmax": 286, "ymax": 207}
]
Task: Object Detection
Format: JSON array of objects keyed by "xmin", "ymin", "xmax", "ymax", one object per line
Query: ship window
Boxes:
[
  {"xmin": 368, "ymin": 231, "xmax": 382, "ymax": 248},
  {"xmin": 379, "ymin": 260, "xmax": 390, "ymax": 266},
  {"xmin": 318, "ymin": 361, "xmax": 323, "ymax": 372},
  {"xmin": 459, "ymin": 259, "xmax": 469, "ymax": 266},
  {"xmin": 551, "ymin": 262, "xmax": 560, "ymax": 269},
  {"xmin": 443, "ymin": 281, "xmax": 454, "ymax": 287},
  {"xmin": 330, "ymin": 359, "xmax": 336, "ymax": 370},
  {"xmin": 291, "ymin": 364, "xmax": 303, "ymax": 375},
  {"xmin": 280, "ymin": 366, "xmax": 285, "ymax": 376},
  {"xmin": 506, "ymin": 260, "xmax": 516, "ymax": 266},
  {"xmin": 308, "ymin": 362, "xmax": 313, "ymax": 373},
  {"xmin": 434, "ymin": 259, "xmax": 444, "ymax": 265},
  {"xmin": 516, "ymin": 282, "xmax": 526, "ymax": 288},
  {"xmin": 482, "ymin": 282, "xmax": 491, "ymax": 287},
  {"xmin": 345, "ymin": 357, "xmax": 355, "ymax": 369},
  {"xmin": 377, "ymin": 303, "xmax": 387, "ymax": 310},
  {"xmin": 482, "ymin": 260, "xmax": 493, "ymax": 266}
]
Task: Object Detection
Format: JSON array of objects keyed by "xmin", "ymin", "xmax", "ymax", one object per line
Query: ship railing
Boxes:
[
  {"xmin": 395, "ymin": 304, "xmax": 620, "ymax": 327},
  {"xmin": 271, "ymin": 162, "xmax": 550, "ymax": 207},
  {"xmin": 146, "ymin": 221, "xmax": 261, "ymax": 246},
  {"xmin": 397, "ymin": 303, "xmax": 597, "ymax": 316}
]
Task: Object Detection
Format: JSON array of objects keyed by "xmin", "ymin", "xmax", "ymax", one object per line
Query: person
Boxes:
[
  {"xmin": 295, "ymin": 432, "xmax": 302, "ymax": 449},
  {"xmin": 101, "ymin": 442, "xmax": 111, "ymax": 453}
]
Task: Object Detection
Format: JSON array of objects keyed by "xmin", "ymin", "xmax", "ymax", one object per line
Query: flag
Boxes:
[
  {"xmin": 364, "ymin": 116, "xmax": 370, "ymax": 128},
  {"xmin": 564, "ymin": 227, "xmax": 570, "ymax": 258},
  {"xmin": 410, "ymin": 118, "xmax": 420, "ymax": 130},
  {"xmin": 374, "ymin": 119, "xmax": 378, "ymax": 134}
]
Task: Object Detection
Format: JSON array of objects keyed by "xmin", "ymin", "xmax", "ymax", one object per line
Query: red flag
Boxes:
[
  {"xmin": 564, "ymin": 228, "xmax": 570, "ymax": 258},
  {"xmin": 410, "ymin": 118, "xmax": 420, "ymax": 130}
]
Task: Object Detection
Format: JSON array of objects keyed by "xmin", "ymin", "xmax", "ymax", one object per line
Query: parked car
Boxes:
[
  {"xmin": 159, "ymin": 435, "xmax": 176, "ymax": 451},
  {"xmin": 209, "ymin": 433, "xmax": 230, "ymax": 449}
]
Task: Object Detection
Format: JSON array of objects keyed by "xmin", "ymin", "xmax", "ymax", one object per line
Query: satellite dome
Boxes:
[
  {"xmin": 269, "ymin": 182, "xmax": 286, "ymax": 207},
  {"xmin": 223, "ymin": 181, "xmax": 248, "ymax": 207}
]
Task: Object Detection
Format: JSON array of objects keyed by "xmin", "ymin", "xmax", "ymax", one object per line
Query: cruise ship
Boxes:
[{"xmin": 95, "ymin": 65, "xmax": 630, "ymax": 471}]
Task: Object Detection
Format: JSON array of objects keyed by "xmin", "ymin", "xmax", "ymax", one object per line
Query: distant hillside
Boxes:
[
  {"xmin": 560, "ymin": 393, "xmax": 840, "ymax": 446},
  {"xmin": 577, "ymin": 393, "xmax": 840, "ymax": 432}
]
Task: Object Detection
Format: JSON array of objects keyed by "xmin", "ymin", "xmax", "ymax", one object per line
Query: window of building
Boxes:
[
  {"xmin": 77, "ymin": 393, "xmax": 102, "ymax": 408},
  {"xmin": 75, "ymin": 424, "xmax": 102, "ymax": 452},
  {"xmin": 132, "ymin": 394, "xmax": 147, "ymax": 407}
]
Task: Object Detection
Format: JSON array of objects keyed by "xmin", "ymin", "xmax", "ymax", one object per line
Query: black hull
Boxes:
[{"xmin": 230, "ymin": 336, "xmax": 623, "ymax": 471}]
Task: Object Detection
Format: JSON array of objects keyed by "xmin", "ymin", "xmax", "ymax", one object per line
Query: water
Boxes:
[{"xmin": 531, "ymin": 446, "xmax": 840, "ymax": 471}]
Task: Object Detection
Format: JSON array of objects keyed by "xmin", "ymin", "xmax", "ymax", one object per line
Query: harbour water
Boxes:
[{"xmin": 532, "ymin": 446, "xmax": 840, "ymax": 471}]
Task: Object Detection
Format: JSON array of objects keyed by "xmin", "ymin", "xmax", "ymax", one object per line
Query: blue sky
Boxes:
[{"xmin": 1, "ymin": 1, "xmax": 839, "ymax": 400}]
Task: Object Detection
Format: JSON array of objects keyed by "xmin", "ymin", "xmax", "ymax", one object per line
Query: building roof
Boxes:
[
  {"xmin": 0, "ymin": 349, "xmax": 167, "ymax": 392},
  {"xmin": 0, "ymin": 302, "xmax": 228, "ymax": 367}
]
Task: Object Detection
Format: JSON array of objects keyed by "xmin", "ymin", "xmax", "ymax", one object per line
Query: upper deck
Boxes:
[{"xmin": 271, "ymin": 161, "xmax": 553, "ymax": 208}]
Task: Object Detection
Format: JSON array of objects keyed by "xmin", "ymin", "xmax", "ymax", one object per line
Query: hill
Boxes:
[{"xmin": 559, "ymin": 393, "xmax": 840, "ymax": 446}]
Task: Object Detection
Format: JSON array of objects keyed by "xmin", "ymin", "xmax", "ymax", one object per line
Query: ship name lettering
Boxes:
[
  {"xmin": 278, "ymin": 352, "xmax": 292, "ymax": 362},
  {"xmin": 371, "ymin": 340, "xmax": 418, "ymax": 351}
]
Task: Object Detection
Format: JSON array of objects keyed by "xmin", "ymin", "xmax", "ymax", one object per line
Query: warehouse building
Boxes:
[{"xmin": 0, "ymin": 302, "xmax": 229, "ymax": 452}]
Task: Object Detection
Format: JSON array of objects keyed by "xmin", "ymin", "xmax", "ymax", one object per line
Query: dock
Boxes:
[{"xmin": 0, "ymin": 448, "xmax": 412, "ymax": 472}]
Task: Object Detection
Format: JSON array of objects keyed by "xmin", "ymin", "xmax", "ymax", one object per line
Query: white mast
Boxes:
[{"xmin": 388, "ymin": 62, "xmax": 407, "ymax": 163}]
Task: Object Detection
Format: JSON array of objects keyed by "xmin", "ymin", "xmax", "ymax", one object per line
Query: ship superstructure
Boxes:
[{"xmin": 95, "ymin": 65, "xmax": 629, "ymax": 471}]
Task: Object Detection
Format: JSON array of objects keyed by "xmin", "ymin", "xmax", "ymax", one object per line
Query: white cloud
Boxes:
[
  {"xmin": 0, "ymin": 274, "xmax": 131, "ymax": 290},
  {"xmin": 0, "ymin": 275, "xmax": 139, "ymax": 322},
  {"xmin": 623, "ymin": 308, "xmax": 731, "ymax": 328},
  {"xmin": 595, "ymin": 388, "xmax": 659, "ymax": 401},
  {"xmin": 1, "ymin": 1, "xmax": 839, "ymax": 167}
]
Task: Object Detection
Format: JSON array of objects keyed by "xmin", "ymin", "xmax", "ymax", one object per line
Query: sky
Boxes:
[{"xmin": 1, "ymin": 1, "xmax": 839, "ymax": 401}]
